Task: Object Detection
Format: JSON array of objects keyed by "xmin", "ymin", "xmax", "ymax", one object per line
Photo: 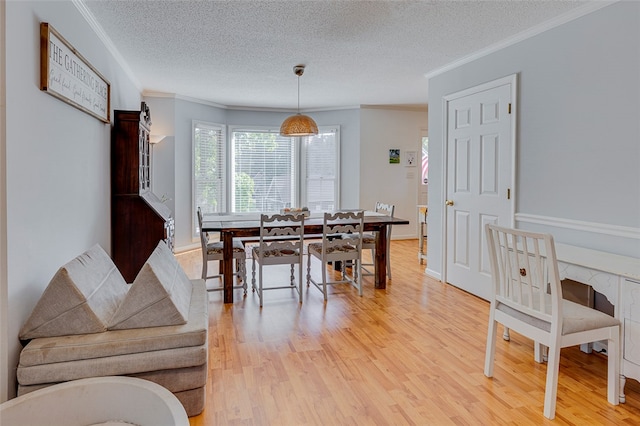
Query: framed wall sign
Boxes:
[{"xmin": 40, "ymin": 22, "xmax": 111, "ymax": 123}]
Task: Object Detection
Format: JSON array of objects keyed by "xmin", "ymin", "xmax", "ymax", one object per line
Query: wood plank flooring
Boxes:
[{"xmin": 177, "ymin": 239, "xmax": 640, "ymax": 425}]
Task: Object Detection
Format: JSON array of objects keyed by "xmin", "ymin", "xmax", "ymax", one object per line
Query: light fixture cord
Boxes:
[{"xmin": 297, "ymin": 75, "xmax": 300, "ymax": 113}]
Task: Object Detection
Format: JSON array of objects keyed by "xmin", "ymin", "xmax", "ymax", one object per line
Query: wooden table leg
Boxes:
[
  {"xmin": 222, "ymin": 231, "xmax": 233, "ymax": 303},
  {"xmin": 374, "ymin": 226, "xmax": 387, "ymax": 289}
]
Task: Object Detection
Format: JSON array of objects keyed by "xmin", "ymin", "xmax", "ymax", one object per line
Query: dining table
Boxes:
[{"xmin": 201, "ymin": 211, "xmax": 410, "ymax": 303}]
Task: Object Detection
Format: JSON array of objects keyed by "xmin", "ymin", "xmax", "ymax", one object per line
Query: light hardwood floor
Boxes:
[{"xmin": 177, "ymin": 239, "xmax": 640, "ymax": 425}]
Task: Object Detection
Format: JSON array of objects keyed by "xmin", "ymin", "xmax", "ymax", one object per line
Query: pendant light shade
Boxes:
[
  {"xmin": 280, "ymin": 65, "xmax": 318, "ymax": 137},
  {"xmin": 280, "ymin": 113, "xmax": 318, "ymax": 136}
]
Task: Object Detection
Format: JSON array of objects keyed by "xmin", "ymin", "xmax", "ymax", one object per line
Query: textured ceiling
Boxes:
[{"xmin": 81, "ymin": 0, "xmax": 590, "ymax": 110}]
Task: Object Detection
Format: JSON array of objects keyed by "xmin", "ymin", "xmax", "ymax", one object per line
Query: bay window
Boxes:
[{"xmin": 193, "ymin": 122, "xmax": 340, "ymax": 236}]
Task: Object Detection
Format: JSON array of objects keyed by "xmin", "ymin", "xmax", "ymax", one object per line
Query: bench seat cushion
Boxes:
[
  {"xmin": 17, "ymin": 339, "xmax": 207, "ymax": 386},
  {"xmin": 173, "ymin": 386, "xmax": 206, "ymax": 417},
  {"xmin": 18, "ymin": 363, "xmax": 207, "ymax": 396}
]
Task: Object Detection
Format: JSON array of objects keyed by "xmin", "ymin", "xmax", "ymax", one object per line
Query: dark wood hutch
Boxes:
[{"xmin": 111, "ymin": 102, "xmax": 174, "ymax": 282}]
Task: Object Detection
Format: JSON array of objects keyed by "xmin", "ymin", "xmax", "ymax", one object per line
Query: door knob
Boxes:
[{"xmin": 445, "ymin": 200, "xmax": 454, "ymax": 206}]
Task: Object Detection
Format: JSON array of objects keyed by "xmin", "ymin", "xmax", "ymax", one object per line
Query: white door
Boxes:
[{"xmin": 444, "ymin": 76, "xmax": 516, "ymax": 301}]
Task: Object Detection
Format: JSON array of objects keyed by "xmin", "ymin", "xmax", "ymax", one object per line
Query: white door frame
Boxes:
[
  {"xmin": 0, "ymin": 0, "xmax": 8, "ymax": 403},
  {"xmin": 440, "ymin": 74, "xmax": 518, "ymax": 286}
]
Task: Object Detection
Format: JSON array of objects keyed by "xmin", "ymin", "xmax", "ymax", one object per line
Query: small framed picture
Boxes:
[
  {"xmin": 404, "ymin": 150, "xmax": 417, "ymax": 167},
  {"xmin": 389, "ymin": 149, "xmax": 400, "ymax": 164}
]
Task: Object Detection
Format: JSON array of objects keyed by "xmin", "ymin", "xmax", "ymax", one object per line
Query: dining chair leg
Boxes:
[
  {"xmin": 321, "ymin": 263, "xmax": 328, "ymax": 301},
  {"xmin": 357, "ymin": 259, "xmax": 362, "ymax": 296},
  {"xmin": 201, "ymin": 259, "xmax": 207, "ymax": 280},
  {"xmin": 239, "ymin": 259, "xmax": 247, "ymax": 294},
  {"xmin": 297, "ymin": 263, "xmax": 303, "ymax": 304},
  {"xmin": 251, "ymin": 258, "xmax": 257, "ymax": 291},
  {"xmin": 503, "ymin": 327, "xmax": 510, "ymax": 341},
  {"xmin": 258, "ymin": 263, "xmax": 264, "ymax": 307},
  {"xmin": 483, "ymin": 314, "xmax": 498, "ymax": 377},
  {"xmin": 306, "ymin": 252, "xmax": 312, "ymax": 288},
  {"xmin": 369, "ymin": 248, "xmax": 375, "ymax": 276},
  {"xmin": 606, "ymin": 332, "xmax": 620, "ymax": 405},
  {"xmin": 543, "ymin": 343, "xmax": 561, "ymax": 419},
  {"xmin": 534, "ymin": 342, "xmax": 545, "ymax": 363}
]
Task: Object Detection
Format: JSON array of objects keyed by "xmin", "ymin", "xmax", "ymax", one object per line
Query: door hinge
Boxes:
[
  {"xmin": 507, "ymin": 188, "xmax": 511, "ymax": 200},
  {"xmin": 508, "ymin": 103, "xmax": 512, "ymax": 114}
]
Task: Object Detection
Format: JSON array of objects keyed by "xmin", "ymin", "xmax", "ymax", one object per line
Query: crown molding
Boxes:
[
  {"xmin": 425, "ymin": 1, "xmax": 617, "ymax": 80},
  {"xmin": 361, "ymin": 104, "xmax": 428, "ymax": 112},
  {"xmin": 143, "ymin": 92, "xmax": 366, "ymax": 113},
  {"xmin": 73, "ymin": 0, "xmax": 142, "ymax": 93},
  {"xmin": 143, "ymin": 92, "xmax": 229, "ymax": 109}
]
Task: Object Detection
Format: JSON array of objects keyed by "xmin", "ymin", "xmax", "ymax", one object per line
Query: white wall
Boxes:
[
  {"xmin": 426, "ymin": 2, "xmax": 640, "ymax": 279},
  {"xmin": 360, "ymin": 107, "xmax": 427, "ymax": 239},
  {"xmin": 147, "ymin": 96, "xmax": 176, "ymax": 217},
  {"xmin": 2, "ymin": 1, "xmax": 141, "ymax": 400}
]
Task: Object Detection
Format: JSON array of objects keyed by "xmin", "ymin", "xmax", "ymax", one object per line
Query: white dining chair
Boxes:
[
  {"xmin": 307, "ymin": 210, "xmax": 364, "ymax": 300},
  {"xmin": 251, "ymin": 213, "xmax": 305, "ymax": 307},
  {"xmin": 341, "ymin": 202, "xmax": 394, "ymax": 279},
  {"xmin": 197, "ymin": 207, "xmax": 247, "ymax": 293},
  {"xmin": 484, "ymin": 224, "xmax": 620, "ymax": 419}
]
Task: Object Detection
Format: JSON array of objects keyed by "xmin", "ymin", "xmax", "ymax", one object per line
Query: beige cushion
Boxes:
[
  {"xmin": 342, "ymin": 232, "xmax": 375, "ymax": 245},
  {"xmin": 561, "ymin": 299, "xmax": 620, "ymax": 334},
  {"xmin": 18, "ymin": 280, "xmax": 207, "ymax": 366},
  {"xmin": 19, "ymin": 245, "xmax": 129, "ymax": 340},
  {"xmin": 16, "ymin": 343, "xmax": 207, "ymax": 386},
  {"xmin": 109, "ymin": 241, "xmax": 192, "ymax": 330},
  {"xmin": 252, "ymin": 247, "xmax": 301, "ymax": 257},
  {"xmin": 308, "ymin": 242, "xmax": 358, "ymax": 254},
  {"xmin": 172, "ymin": 387, "xmax": 206, "ymax": 417},
  {"xmin": 496, "ymin": 298, "xmax": 620, "ymax": 335},
  {"xmin": 18, "ymin": 363, "xmax": 207, "ymax": 395},
  {"xmin": 206, "ymin": 239, "xmax": 246, "ymax": 255}
]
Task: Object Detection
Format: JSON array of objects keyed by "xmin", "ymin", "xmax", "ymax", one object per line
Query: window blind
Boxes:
[
  {"xmin": 193, "ymin": 122, "xmax": 225, "ymax": 222},
  {"xmin": 303, "ymin": 130, "xmax": 339, "ymax": 211},
  {"xmin": 231, "ymin": 130, "xmax": 296, "ymax": 212}
]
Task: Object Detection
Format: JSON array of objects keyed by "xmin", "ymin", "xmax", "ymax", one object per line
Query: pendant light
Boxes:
[{"xmin": 280, "ymin": 65, "xmax": 318, "ymax": 136}]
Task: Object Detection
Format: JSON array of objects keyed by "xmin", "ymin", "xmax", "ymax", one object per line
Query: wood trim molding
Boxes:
[
  {"xmin": 424, "ymin": 1, "xmax": 616, "ymax": 80},
  {"xmin": 515, "ymin": 213, "xmax": 640, "ymax": 240}
]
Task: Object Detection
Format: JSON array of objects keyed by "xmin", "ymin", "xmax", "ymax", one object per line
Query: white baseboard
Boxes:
[
  {"xmin": 174, "ymin": 242, "xmax": 200, "ymax": 254},
  {"xmin": 425, "ymin": 268, "xmax": 441, "ymax": 281},
  {"xmin": 390, "ymin": 234, "xmax": 418, "ymax": 241}
]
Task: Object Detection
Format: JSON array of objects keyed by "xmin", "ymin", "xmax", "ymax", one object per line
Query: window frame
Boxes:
[
  {"xmin": 299, "ymin": 126, "xmax": 341, "ymax": 211},
  {"xmin": 192, "ymin": 120, "xmax": 227, "ymax": 239}
]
